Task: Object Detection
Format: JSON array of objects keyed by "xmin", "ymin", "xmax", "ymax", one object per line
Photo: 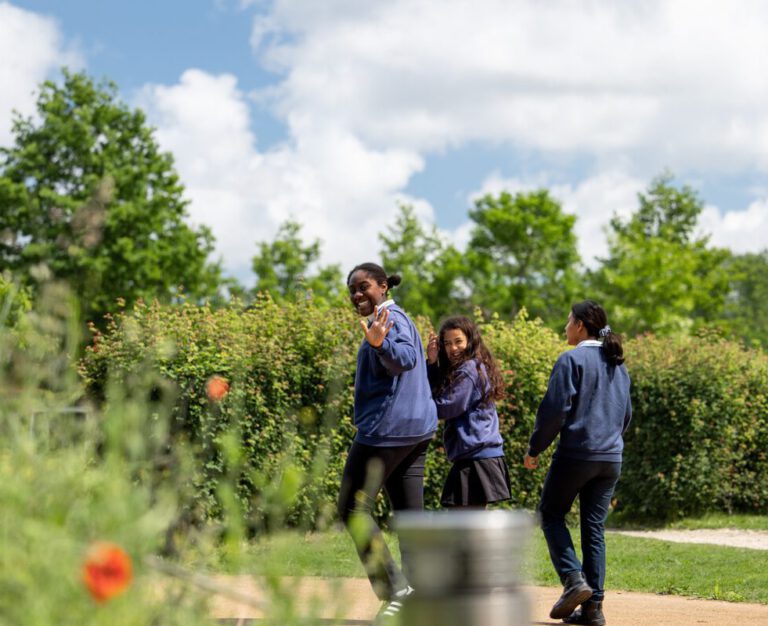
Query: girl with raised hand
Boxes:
[
  {"xmin": 524, "ymin": 300, "xmax": 632, "ymax": 626},
  {"xmin": 427, "ymin": 316, "xmax": 511, "ymax": 509},
  {"xmin": 337, "ymin": 262, "xmax": 437, "ymax": 623}
]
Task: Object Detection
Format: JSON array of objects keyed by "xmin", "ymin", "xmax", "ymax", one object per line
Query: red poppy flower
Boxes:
[
  {"xmin": 82, "ymin": 542, "xmax": 133, "ymax": 603},
  {"xmin": 206, "ymin": 375, "xmax": 230, "ymax": 402}
]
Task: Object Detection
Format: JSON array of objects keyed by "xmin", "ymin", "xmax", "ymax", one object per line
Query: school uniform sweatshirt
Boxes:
[
  {"xmin": 428, "ymin": 359, "xmax": 504, "ymax": 462},
  {"xmin": 353, "ymin": 302, "xmax": 437, "ymax": 447},
  {"xmin": 528, "ymin": 340, "xmax": 632, "ymax": 462}
]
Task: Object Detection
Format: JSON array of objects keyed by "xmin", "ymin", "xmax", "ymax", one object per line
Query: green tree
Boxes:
[
  {"xmin": 591, "ymin": 174, "xmax": 730, "ymax": 336},
  {"xmin": 0, "ymin": 70, "xmax": 221, "ymax": 323},
  {"xmin": 465, "ymin": 190, "xmax": 581, "ymax": 323},
  {"xmin": 251, "ymin": 220, "xmax": 342, "ymax": 304},
  {"xmin": 379, "ymin": 204, "xmax": 465, "ymax": 322},
  {"xmin": 721, "ymin": 251, "xmax": 768, "ymax": 348}
]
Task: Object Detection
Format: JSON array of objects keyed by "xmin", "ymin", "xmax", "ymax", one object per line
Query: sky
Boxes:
[{"xmin": 2, "ymin": 0, "xmax": 768, "ymax": 285}]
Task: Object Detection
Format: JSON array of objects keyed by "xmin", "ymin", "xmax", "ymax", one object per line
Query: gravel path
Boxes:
[{"xmin": 609, "ymin": 528, "xmax": 768, "ymax": 550}]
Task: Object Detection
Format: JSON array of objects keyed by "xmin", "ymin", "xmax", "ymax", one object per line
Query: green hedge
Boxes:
[
  {"xmin": 620, "ymin": 333, "xmax": 768, "ymax": 521},
  {"xmin": 79, "ymin": 299, "xmax": 768, "ymax": 525}
]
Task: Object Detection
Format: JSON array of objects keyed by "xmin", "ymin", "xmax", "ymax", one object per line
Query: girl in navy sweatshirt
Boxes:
[
  {"xmin": 337, "ymin": 262, "xmax": 437, "ymax": 622},
  {"xmin": 427, "ymin": 316, "xmax": 511, "ymax": 508},
  {"xmin": 524, "ymin": 300, "xmax": 631, "ymax": 626}
]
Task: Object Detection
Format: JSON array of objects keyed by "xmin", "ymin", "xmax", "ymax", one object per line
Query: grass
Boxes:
[{"xmin": 217, "ymin": 524, "xmax": 768, "ymax": 605}]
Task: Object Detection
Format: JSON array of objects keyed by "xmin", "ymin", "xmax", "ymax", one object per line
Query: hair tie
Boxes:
[{"xmin": 598, "ymin": 325, "xmax": 612, "ymax": 338}]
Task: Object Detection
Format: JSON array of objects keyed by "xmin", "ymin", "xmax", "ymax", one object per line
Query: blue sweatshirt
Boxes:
[
  {"xmin": 428, "ymin": 359, "xmax": 504, "ymax": 462},
  {"xmin": 528, "ymin": 340, "xmax": 632, "ymax": 462},
  {"xmin": 353, "ymin": 302, "xmax": 437, "ymax": 447}
]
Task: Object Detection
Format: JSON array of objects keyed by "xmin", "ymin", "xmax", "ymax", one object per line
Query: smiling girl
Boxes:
[
  {"xmin": 427, "ymin": 316, "xmax": 511, "ymax": 509},
  {"xmin": 338, "ymin": 262, "xmax": 437, "ymax": 622}
]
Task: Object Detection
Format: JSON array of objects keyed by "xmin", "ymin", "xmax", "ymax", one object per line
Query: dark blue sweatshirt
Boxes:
[
  {"xmin": 528, "ymin": 340, "xmax": 632, "ymax": 462},
  {"xmin": 353, "ymin": 302, "xmax": 437, "ymax": 447},
  {"xmin": 428, "ymin": 359, "xmax": 504, "ymax": 462}
]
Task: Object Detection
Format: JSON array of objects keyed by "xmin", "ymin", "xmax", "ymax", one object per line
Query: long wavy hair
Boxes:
[{"xmin": 433, "ymin": 316, "xmax": 505, "ymax": 404}]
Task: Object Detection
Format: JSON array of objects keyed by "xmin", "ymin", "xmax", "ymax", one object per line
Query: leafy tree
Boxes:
[
  {"xmin": 591, "ymin": 174, "xmax": 730, "ymax": 336},
  {"xmin": 0, "ymin": 70, "xmax": 221, "ymax": 323},
  {"xmin": 251, "ymin": 220, "xmax": 342, "ymax": 304},
  {"xmin": 379, "ymin": 204, "xmax": 465, "ymax": 322},
  {"xmin": 465, "ymin": 190, "xmax": 581, "ymax": 324},
  {"xmin": 720, "ymin": 251, "xmax": 768, "ymax": 348}
]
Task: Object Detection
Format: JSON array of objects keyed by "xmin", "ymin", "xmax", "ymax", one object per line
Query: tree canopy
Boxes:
[{"xmin": 0, "ymin": 70, "xmax": 221, "ymax": 323}]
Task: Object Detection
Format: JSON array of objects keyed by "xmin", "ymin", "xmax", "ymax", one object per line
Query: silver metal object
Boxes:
[{"xmin": 395, "ymin": 510, "xmax": 533, "ymax": 626}]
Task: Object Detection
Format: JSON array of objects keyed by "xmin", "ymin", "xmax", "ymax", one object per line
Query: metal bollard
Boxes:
[{"xmin": 395, "ymin": 509, "xmax": 533, "ymax": 626}]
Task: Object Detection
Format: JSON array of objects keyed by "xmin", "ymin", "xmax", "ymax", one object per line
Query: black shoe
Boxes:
[
  {"xmin": 373, "ymin": 585, "xmax": 414, "ymax": 624},
  {"xmin": 549, "ymin": 571, "xmax": 594, "ymax": 619},
  {"xmin": 563, "ymin": 600, "xmax": 606, "ymax": 625}
]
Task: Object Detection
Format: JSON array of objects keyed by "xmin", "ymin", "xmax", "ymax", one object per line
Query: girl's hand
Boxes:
[
  {"xmin": 359, "ymin": 305, "xmax": 393, "ymax": 348},
  {"xmin": 523, "ymin": 454, "xmax": 539, "ymax": 470},
  {"xmin": 427, "ymin": 332, "xmax": 439, "ymax": 364}
]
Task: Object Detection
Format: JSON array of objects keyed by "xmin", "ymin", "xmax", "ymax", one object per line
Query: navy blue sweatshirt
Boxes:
[
  {"xmin": 353, "ymin": 302, "xmax": 437, "ymax": 447},
  {"xmin": 428, "ymin": 359, "xmax": 504, "ymax": 462},
  {"xmin": 528, "ymin": 340, "xmax": 632, "ymax": 462}
]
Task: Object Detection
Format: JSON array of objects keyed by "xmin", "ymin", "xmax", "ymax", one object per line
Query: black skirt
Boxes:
[{"xmin": 441, "ymin": 456, "xmax": 512, "ymax": 507}]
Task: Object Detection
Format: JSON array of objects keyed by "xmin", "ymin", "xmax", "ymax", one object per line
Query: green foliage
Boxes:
[
  {"xmin": 0, "ymin": 285, "xmax": 214, "ymax": 624},
  {"xmin": 720, "ymin": 251, "xmax": 768, "ymax": 348},
  {"xmin": 379, "ymin": 204, "xmax": 465, "ymax": 321},
  {"xmin": 251, "ymin": 220, "xmax": 343, "ymax": 305},
  {"xmin": 466, "ymin": 190, "xmax": 581, "ymax": 323},
  {"xmin": 80, "ymin": 295, "xmax": 359, "ymax": 528},
  {"xmin": 80, "ymin": 296, "xmax": 768, "ymax": 525},
  {"xmin": 81, "ymin": 300, "xmax": 566, "ymax": 523},
  {"xmin": 0, "ymin": 69, "xmax": 221, "ymax": 324},
  {"xmin": 619, "ymin": 332, "xmax": 768, "ymax": 520},
  {"xmin": 0, "ymin": 270, "xmax": 32, "ymax": 329},
  {"xmin": 592, "ymin": 174, "xmax": 731, "ymax": 335}
]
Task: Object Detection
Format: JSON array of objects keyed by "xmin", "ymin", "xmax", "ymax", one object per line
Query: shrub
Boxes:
[
  {"xmin": 79, "ymin": 299, "xmax": 768, "ymax": 525},
  {"xmin": 619, "ymin": 332, "xmax": 768, "ymax": 520}
]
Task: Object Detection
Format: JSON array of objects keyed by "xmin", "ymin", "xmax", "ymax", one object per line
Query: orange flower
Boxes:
[
  {"xmin": 206, "ymin": 375, "xmax": 230, "ymax": 401},
  {"xmin": 82, "ymin": 542, "xmax": 133, "ymax": 603}
]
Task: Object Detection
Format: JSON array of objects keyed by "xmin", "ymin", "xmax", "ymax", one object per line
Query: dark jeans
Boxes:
[
  {"xmin": 538, "ymin": 456, "xmax": 621, "ymax": 601},
  {"xmin": 337, "ymin": 439, "xmax": 429, "ymax": 601}
]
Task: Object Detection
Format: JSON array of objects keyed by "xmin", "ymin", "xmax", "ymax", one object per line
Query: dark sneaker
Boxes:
[
  {"xmin": 373, "ymin": 585, "xmax": 414, "ymax": 624},
  {"xmin": 564, "ymin": 600, "xmax": 606, "ymax": 626},
  {"xmin": 550, "ymin": 571, "xmax": 594, "ymax": 619}
]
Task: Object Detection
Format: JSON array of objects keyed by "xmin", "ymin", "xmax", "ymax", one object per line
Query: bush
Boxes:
[
  {"xmin": 79, "ymin": 298, "xmax": 768, "ymax": 525},
  {"xmin": 80, "ymin": 300, "xmax": 566, "ymax": 525},
  {"xmin": 619, "ymin": 332, "xmax": 768, "ymax": 520}
]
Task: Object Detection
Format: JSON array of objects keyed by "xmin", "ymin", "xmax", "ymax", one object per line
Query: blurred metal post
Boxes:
[{"xmin": 395, "ymin": 510, "xmax": 533, "ymax": 626}]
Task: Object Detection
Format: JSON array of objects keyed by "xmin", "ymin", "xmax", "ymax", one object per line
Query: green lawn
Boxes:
[{"xmin": 216, "ymin": 524, "xmax": 768, "ymax": 605}]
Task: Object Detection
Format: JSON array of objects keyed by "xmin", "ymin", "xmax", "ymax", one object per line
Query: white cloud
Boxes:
[
  {"xmin": 699, "ymin": 200, "xmax": 768, "ymax": 253},
  {"xmin": 136, "ymin": 69, "xmax": 427, "ymax": 284},
  {"xmin": 0, "ymin": 2, "xmax": 81, "ymax": 145},
  {"xmin": 254, "ymin": 0, "xmax": 768, "ymax": 172}
]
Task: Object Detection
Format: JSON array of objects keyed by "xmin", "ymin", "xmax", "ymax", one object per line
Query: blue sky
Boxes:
[{"xmin": 2, "ymin": 1, "xmax": 768, "ymax": 284}]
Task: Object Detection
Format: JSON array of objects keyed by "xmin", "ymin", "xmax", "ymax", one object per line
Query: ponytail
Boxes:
[
  {"xmin": 346, "ymin": 262, "xmax": 402, "ymax": 292},
  {"xmin": 571, "ymin": 300, "xmax": 624, "ymax": 366}
]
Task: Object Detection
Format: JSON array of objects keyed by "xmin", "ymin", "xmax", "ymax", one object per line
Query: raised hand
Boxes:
[
  {"xmin": 359, "ymin": 305, "xmax": 394, "ymax": 348},
  {"xmin": 427, "ymin": 332, "xmax": 439, "ymax": 364}
]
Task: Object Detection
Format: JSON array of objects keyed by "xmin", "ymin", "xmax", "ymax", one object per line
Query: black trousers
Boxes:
[
  {"xmin": 337, "ymin": 439, "xmax": 429, "ymax": 600},
  {"xmin": 539, "ymin": 456, "xmax": 622, "ymax": 601}
]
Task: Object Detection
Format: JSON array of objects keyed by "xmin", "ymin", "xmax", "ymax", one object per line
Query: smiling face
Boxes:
[
  {"xmin": 442, "ymin": 328, "xmax": 469, "ymax": 365},
  {"xmin": 347, "ymin": 270, "xmax": 388, "ymax": 317}
]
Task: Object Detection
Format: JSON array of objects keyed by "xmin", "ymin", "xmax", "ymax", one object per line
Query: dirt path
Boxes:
[
  {"xmin": 609, "ymin": 528, "xmax": 768, "ymax": 550},
  {"xmin": 208, "ymin": 575, "xmax": 768, "ymax": 625}
]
